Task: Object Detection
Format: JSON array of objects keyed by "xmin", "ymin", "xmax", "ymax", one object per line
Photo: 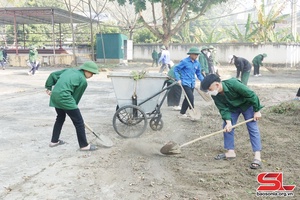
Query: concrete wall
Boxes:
[
  {"xmin": 8, "ymin": 53, "xmax": 91, "ymax": 67},
  {"xmin": 133, "ymin": 43, "xmax": 300, "ymax": 67}
]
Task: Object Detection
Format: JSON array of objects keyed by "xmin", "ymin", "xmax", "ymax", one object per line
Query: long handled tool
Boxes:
[
  {"xmin": 160, "ymin": 118, "xmax": 254, "ymax": 155},
  {"xmin": 84, "ymin": 122, "xmax": 114, "ymax": 147},
  {"xmin": 179, "ymin": 84, "xmax": 201, "ymax": 120},
  {"xmin": 264, "ymin": 64, "xmax": 276, "ymax": 74},
  {"xmin": 195, "ymin": 87, "xmax": 212, "ymax": 102}
]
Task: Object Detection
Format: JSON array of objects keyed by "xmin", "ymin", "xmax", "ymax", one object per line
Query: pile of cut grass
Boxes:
[{"xmin": 266, "ymin": 100, "xmax": 300, "ymax": 116}]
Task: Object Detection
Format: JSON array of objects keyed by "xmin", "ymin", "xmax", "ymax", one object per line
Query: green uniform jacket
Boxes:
[
  {"xmin": 198, "ymin": 52, "xmax": 209, "ymax": 74},
  {"xmin": 29, "ymin": 49, "xmax": 37, "ymax": 62},
  {"xmin": 212, "ymin": 78, "xmax": 263, "ymax": 120},
  {"xmin": 45, "ymin": 68, "xmax": 87, "ymax": 110},
  {"xmin": 252, "ymin": 54, "xmax": 264, "ymax": 66},
  {"xmin": 0, "ymin": 50, "xmax": 3, "ymax": 61},
  {"xmin": 152, "ymin": 50, "xmax": 158, "ymax": 59},
  {"xmin": 167, "ymin": 65, "xmax": 180, "ymax": 83}
]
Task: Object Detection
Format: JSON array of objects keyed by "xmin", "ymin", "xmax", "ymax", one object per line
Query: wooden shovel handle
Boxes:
[
  {"xmin": 179, "ymin": 83, "xmax": 195, "ymax": 112},
  {"xmin": 84, "ymin": 122, "xmax": 101, "ymax": 139},
  {"xmin": 84, "ymin": 122, "xmax": 94, "ymax": 132},
  {"xmin": 180, "ymin": 118, "xmax": 254, "ymax": 148}
]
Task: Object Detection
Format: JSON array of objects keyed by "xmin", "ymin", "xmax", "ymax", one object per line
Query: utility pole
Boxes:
[
  {"xmin": 88, "ymin": 0, "xmax": 95, "ymax": 61},
  {"xmin": 291, "ymin": 0, "xmax": 297, "ymax": 40},
  {"xmin": 69, "ymin": 0, "xmax": 77, "ymax": 66}
]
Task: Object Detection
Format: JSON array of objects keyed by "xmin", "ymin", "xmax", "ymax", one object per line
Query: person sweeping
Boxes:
[
  {"xmin": 200, "ymin": 74, "xmax": 263, "ymax": 169},
  {"xmin": 229, "ymin": 55, "xmax": 252, "ymax": 85},
  {"xmin": 252, "ymin": 53, "xmax": 267, "ymax": 76},
  {"xmin": 45, "ymin": 61, "xmax": 99, "ymax": 151}
]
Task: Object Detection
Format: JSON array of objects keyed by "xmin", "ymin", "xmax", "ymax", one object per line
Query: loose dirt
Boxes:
[{"xmin": 0, "ymin": 63, "xmax": 299, "ymax": 200}]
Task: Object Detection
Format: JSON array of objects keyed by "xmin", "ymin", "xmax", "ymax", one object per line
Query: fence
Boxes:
[{"xmin": 133, "ymin": 43, "xmax": 300, "ymax": 67}]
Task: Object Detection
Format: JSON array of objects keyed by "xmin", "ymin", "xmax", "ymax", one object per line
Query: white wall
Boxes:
[{"xmin": 133, "ymin": 43, "xmax": 300, "ymax": 67}]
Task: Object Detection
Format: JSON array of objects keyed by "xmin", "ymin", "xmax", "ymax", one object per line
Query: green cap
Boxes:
[
  {"xmin": 208, "ymin": 45, "xmax": 214, "ymax": 49},
  {"xmin": 263, "ymin": 53, "xmax": 267, "ymax": 57},
  {"xmin": 201, "ymin": 46, "xmax": 208, "ymax": 51},
  {"xmin": 80, "ymin": 61, "xmax": 99, "ymax": 74},
  {"xmin": 187, "ymin": 47, "xmax": 201, "ymax": 55},
  {"xmin": 161, "ymin": 45, "xmax": 166, "ymax": 50}
]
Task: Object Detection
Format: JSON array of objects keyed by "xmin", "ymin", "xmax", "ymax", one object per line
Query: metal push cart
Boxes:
[{"xmin": 108, "ymin": 71, "xmax": 177, "ymax": 138}]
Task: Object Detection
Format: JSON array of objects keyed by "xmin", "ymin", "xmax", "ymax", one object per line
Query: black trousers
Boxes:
[
  {"xmin": 253, "ymin": 64, "xmax": 260, "ymax": 75},
  {"xmin": 167, "ymin": 82, "xmax": 182, "ymax": 106},
  {"xmin": 180, "ymin": 86, "xmax": 194, "ymax": 114},
  {"xmin": 51, "ymin": 108, "xmax": 88, "ymax": 148},
  {"xmin": 297, "ymin": 88, "xmax": 300, "ymax": 97}
]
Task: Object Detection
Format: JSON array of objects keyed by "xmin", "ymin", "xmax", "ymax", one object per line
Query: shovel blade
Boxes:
[
  {"xmin": 187, "ymin": 109, "xmax": 201, "ymax": 120},
  {"xmin": 94, "ymin": 133, "xmax": 114, "ymax": 147},
  {"xmin": 160, "ymin": 141, "xmax": 181, "ymax": 155}
]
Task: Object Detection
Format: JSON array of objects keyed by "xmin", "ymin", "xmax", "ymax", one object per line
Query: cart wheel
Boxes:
[
  {"xmin": 115, "ymin": 105, "xmax": 128, "ymax": 125},
  {"xmin": 149, "ymin": 118, "xmax": 164, "ymax": 131},
  {"xmin": 113, "ymin": 105, "xmax": 148, "ymax": 138}
]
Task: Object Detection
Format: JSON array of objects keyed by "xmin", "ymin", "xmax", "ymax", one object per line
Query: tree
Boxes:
[
  {"xmin": 112, "ymin": 0, "xmax": 229, "ymax": 47},
  {"xmin": 254, "ymin": 0, "xmax": 290, "ymax": 42},
  {"xmin": 133, "ymin": 28, "xmax": 157, "ymax": 43},
  {"xmin": 225, "ymin": 14, "xmax": 258, "ymax": 42},
  {"xmin": 106, "ymin": 1, "xmax": 140, "ymax": 40}
]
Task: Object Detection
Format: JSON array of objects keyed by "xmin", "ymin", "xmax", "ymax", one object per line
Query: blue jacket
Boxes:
[{"xmin": 174, "ymin": 56, "xmax": 204, "ymax": 88}]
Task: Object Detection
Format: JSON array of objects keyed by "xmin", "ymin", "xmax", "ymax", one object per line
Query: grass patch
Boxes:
[{"xmin": 266, "ymin": 101, "xmax": 300, "ymax": 115}]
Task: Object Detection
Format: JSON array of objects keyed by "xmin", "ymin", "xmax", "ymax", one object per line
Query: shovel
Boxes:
[
  {"xmin": 179, "ymin": 84, "xmax": 201, "ymax": 120},
  {"xmin": 195, "ymin": 87, "xmax": 212, "ymax": 102},
  {"xmin": 84, "ymin": 122, "xmax": 114, "ymax": 147},
  {"xmin": 160, "ymin": 118, "xmax": 254, "ymax": 155}
]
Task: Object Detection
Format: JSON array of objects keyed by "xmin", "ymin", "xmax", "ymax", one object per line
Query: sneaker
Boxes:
[
  {"xmin": 178, "ymin": 114, "xmax": 189, "ymax": 119},
  {"xmin": 258, "ymin": 74, "xmax": 262, "ymax": 76},
  {"xmin": 293, "ymin": 97, "xmax": 300, "ymax": 101},
  {"xmin": 172, "ymin": 106, "xmax": 181, "ymax": 111},
  {"xmin": 27, "ymin": 72, "xmax": 32, "ymax": 75},
  {"xmin": 254, "ymin": 74, "xmax": 258, "ymax": 77}
]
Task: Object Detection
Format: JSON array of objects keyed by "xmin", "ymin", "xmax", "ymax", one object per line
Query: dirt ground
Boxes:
[{"xmin": 0, "ymin": 63, "xmax": 299, "ymax": 200}]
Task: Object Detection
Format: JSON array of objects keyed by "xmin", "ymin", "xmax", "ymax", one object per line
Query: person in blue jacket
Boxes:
[{"xmin": 174, "ymin": 47, "xmax": 204, "ymax": 119}]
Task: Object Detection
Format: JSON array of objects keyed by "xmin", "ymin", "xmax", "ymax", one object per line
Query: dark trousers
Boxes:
[
  {"xmin": 29, "ymin": 61, "xmax": 37, "ymax": 75},
  {"xmin": 152, "ymin": 59, "xmax": 158, "ymax": 67},
  {"xmin": 159, "ymin": 64, "xmax": 170, "ymax": 73},
  {"xmin": 297, "ymin": 88, "xmax": 300, "ymax": 97},
  {"xmin": 167, "ymin": 82, "xmax": 182, "ymax": 106},
  {"xmin": 51, "ymin": 108, "xmax": 88, "ymax": 148},
  {"xmin": 180, "ymin": 86, "xmax": 194, "ymax": 114},
  {"xmin": 253, "ymin": 64, "xmax": 260, "ymax": 75}
]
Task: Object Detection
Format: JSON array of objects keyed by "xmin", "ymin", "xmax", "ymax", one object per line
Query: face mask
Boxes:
[{"xmin": 208, "ymin": 89, "xmax": 218, "ymax": 96}]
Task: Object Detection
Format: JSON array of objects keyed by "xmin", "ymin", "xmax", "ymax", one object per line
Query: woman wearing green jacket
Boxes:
[{"xmin": 45, "ymin": 61, "xmax": 99, "ymax": 151}]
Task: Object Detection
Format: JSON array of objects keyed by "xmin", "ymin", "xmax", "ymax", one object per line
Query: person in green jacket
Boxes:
[
  {"xmin": 198, "ymin": 46, "xmax": 209, "ymax": 76},
  {"xmin": 151, "ymin": 49, "xmax": 158, "ymax": 67},
  {"xmin": 201, "ymin": 74, "xmax": 263, "ymax": 169},
  {"xmin": 0, "ymin": 47, "xmax": 4, "ymax": 70},
  {"xmin": 28, "ymin": 46, "xmax": 40, "ymax": 75},
  {"xmin": 45, "ymin": 61, "xmax": 99, "ymax": 151},
  {"xmin": 252, "ymin": 53, "xmax": 267, "ymax": 76}
]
